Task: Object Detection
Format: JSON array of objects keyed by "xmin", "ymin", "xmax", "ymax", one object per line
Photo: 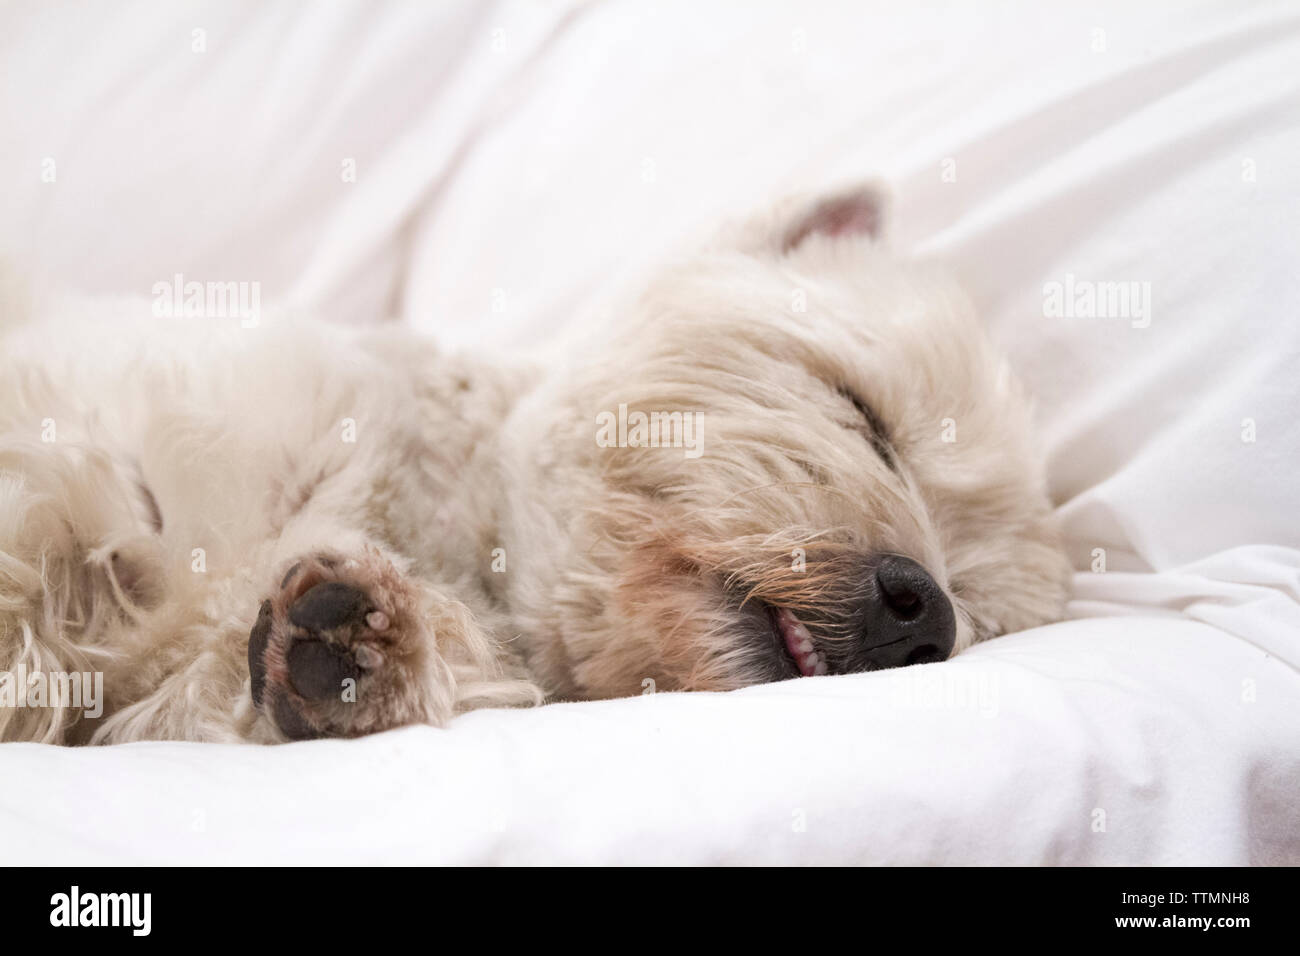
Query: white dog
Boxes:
[{"xmin": 0, "ymin": 184, "xmax": 1070, "ymax": 744}]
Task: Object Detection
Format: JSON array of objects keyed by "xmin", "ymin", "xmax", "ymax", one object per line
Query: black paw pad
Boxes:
[
  {"xmin": 286, "ymin": 639, "xmax": 359, "ymax": 701},
  {"xmin": 289, "ymin": 581, "xmax": 369, "ymax": 633},
  {"xmin": 248, "ymin": 600, "xmax": 273, "ymax": 707},
  {"xmin": 280, "ymin": 561, "xmax": 303, "ymax": 589},
  {"xmin": 273, "ymin": 695, "xmax": 320, "ymax": 741}
]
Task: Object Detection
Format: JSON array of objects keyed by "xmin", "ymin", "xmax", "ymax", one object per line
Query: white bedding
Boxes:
[{"xmin": 1, "ymin": 0, "xmax": 1298, "ymax": 864}]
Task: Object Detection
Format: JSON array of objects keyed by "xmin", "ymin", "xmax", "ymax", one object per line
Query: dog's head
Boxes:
[{"xmin": 504, "ymin": 184, "xmax": 1070, "ymax": 696}]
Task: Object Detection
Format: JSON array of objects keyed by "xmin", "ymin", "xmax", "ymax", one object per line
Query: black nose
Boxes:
[{"xmin": 864, "ymin": 554, "xmax": 956, "ymax": 668}]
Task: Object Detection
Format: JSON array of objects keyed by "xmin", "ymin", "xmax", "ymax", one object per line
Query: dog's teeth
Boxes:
[
  {"xmin": 813, "ymin": 661, "xmax": 828, "ymax": 676},
  {"xmin": 775, "ymin": 608, "xmax": 823, "ymax": 676},
  {"xmin": 354, "ymin": 644, "xmax": 385, "ymax": 670},
  {"xmin": 365, "ymin": 610, "xmax": 390, "ymax": 632}
]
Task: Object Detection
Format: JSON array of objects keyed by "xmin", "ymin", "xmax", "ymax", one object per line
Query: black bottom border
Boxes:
[{"xmin": 4, "ymin": 865, "xmax": 1287, "ymax": 942}]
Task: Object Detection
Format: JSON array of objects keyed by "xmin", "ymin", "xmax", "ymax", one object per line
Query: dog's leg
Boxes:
[
  {"xmin": 0, "ymin": 438, "xmax": 166, "ymax": 743},
  {"xmin": 245, "ymin": 545, "xmax": 495, "ymax": 741},
  {"xmin": 83, "ymin": 520, "xmax": 537, "ymax": 743}
]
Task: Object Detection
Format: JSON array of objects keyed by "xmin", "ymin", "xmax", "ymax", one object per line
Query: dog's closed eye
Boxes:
[{"xmin": 838, "ymin": 387, "xmax": 898, "ymax": 473}]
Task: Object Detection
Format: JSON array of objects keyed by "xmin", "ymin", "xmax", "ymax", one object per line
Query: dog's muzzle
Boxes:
[{"xmin": 768, "ymin": 553, "xmax": 958, "ymax": 678}]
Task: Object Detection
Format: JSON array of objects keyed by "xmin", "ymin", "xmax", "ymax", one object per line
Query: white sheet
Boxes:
[
  {"xmin": 1, "ymin": 0, "xmax": 1297, "ymax": 864},
  {"xmin": 5, "ymin": 614, "xmax": 1296, "ymax": 865}
]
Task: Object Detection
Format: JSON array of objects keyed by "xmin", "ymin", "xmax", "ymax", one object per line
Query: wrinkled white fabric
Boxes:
[{"xmin": 1, "ymin": 0, "xmax": 1296, "ymax": 864}]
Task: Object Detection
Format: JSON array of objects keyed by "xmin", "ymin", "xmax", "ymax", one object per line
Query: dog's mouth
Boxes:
[{"xmin": 767, "ymin": 605, "xmax": 827, "ymax": 678}]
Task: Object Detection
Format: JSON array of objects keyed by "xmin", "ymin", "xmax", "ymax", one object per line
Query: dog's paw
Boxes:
[{"xmin": 247, "ymin": 551, "xmax": 446, "ymax": 740}]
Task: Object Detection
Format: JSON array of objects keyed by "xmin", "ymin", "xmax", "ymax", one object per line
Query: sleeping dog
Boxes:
[{"xmin": 0, "ymin": 184, "xmax": 1069, "ymax": 743}]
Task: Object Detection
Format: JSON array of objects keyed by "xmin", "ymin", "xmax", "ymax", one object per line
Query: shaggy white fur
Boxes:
[{"xmin": 0, "ymin": 185, "xmax": 1069, "ymax": 743}]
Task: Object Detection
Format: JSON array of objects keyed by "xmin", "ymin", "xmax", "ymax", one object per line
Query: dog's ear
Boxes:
[
  {"xmin": 778, "ymin": 183, "xmax": 888, "ymax": 252},
  {"xmin": 718, "ymin": 181, "xmax": 891, "ymax": 256}
]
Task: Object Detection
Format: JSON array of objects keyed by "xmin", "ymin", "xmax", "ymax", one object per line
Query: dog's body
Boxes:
[{"xmin": 0, "ymin": 186, "xmax": 1070, "ymax": 744}]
